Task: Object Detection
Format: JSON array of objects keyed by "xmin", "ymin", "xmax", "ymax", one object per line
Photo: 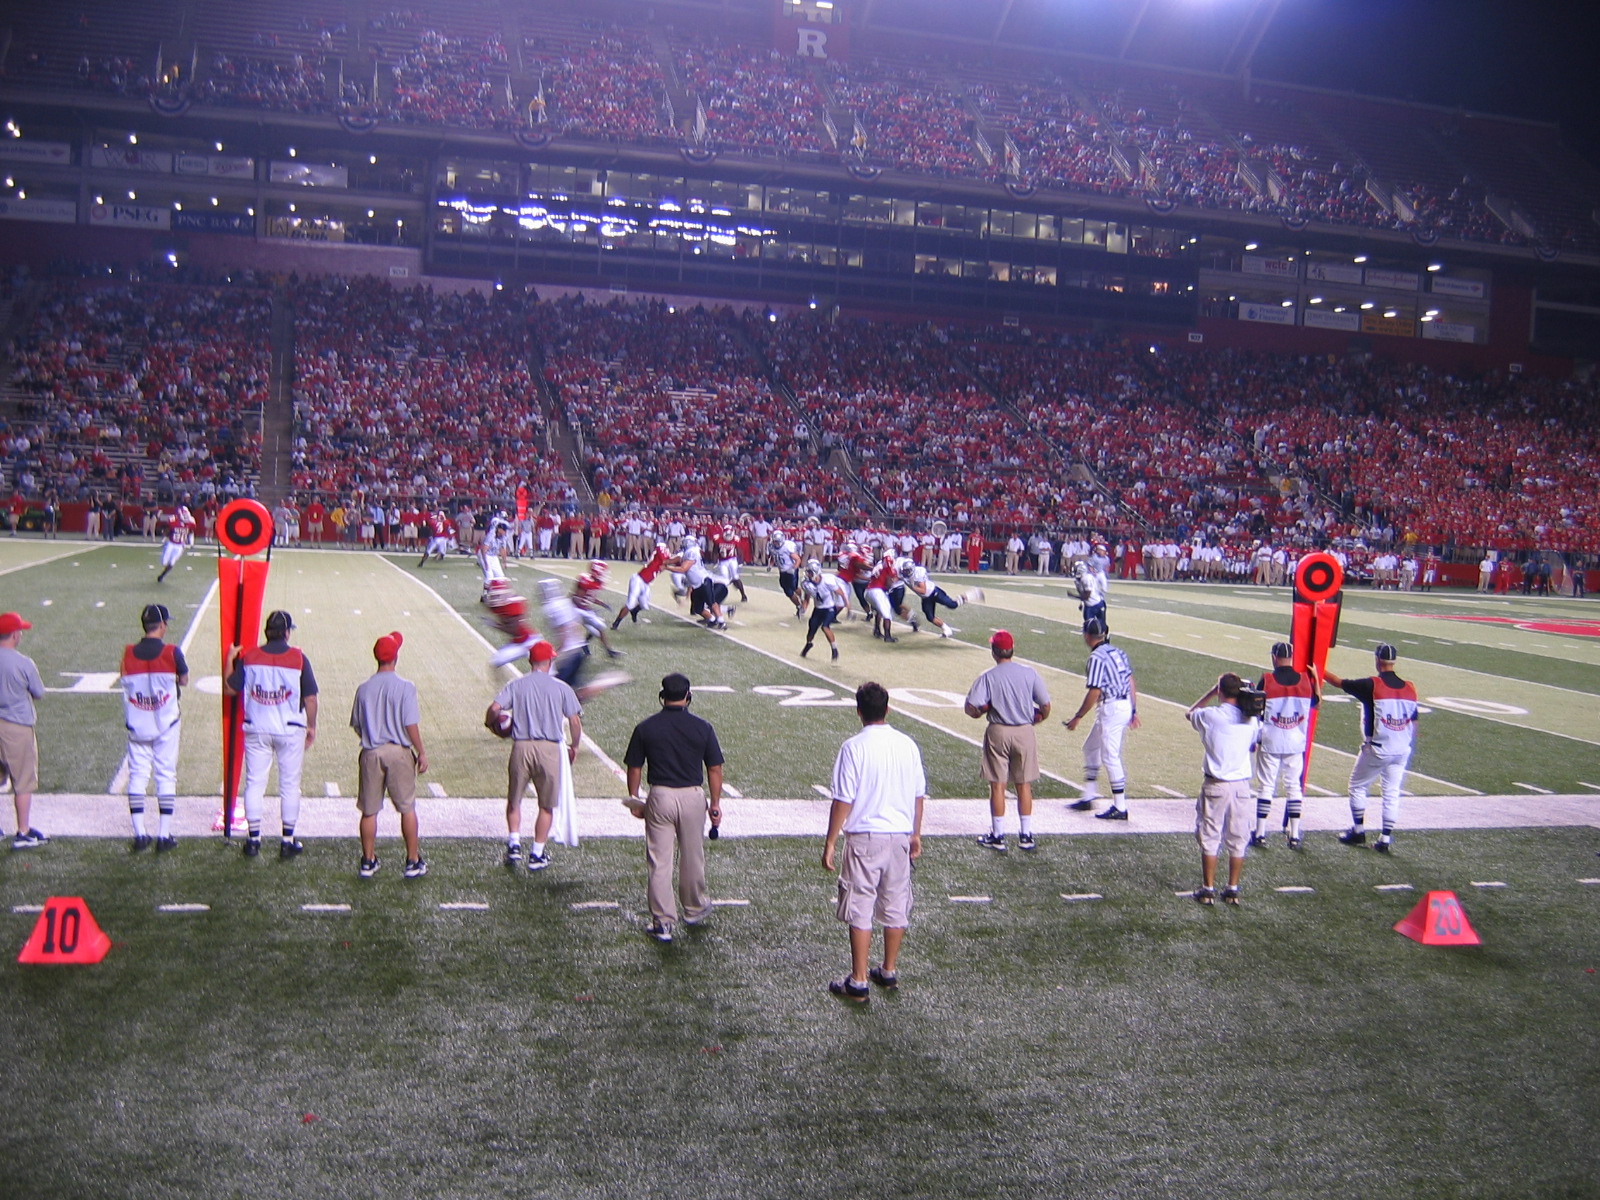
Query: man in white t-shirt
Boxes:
[
  {"xmin": 822, "ymin": 682, "xmax": 926, "ymax": 1003},
  {"xmin": 1185, "ymin": 673, "xmax": 1261, "ymax": 906}
]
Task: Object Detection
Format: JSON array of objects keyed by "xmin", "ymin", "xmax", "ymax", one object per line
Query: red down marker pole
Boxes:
[{"xmin": 217, "ymin": 500, "xmax": 274, "ymax": 839}]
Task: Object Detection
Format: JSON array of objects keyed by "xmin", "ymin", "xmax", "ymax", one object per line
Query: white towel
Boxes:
[{"xmin": 551, "ymin": 734, "xmax": 580, "ymax": 848}]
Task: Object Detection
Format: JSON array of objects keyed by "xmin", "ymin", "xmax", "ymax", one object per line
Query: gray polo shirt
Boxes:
[
  {"xmin": 0, "ymin": 645, "xmax": 45, "ymax": 726},
  {"xmin": 494, "ymin": 669, "xmax": 581, "ymax": 742},
  {"xmin": 349, "ymin": 670, "xmax": 421, "ymax": 751},
  {"xmin": 965, "ymin": 659, "xmax": 1050, "ymax": 727}
]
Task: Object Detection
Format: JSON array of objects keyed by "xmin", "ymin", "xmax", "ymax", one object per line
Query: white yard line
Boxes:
[
  {"xmin": 1513, "ymin": 782, "xmax": 1554, "ymax": 795},
  {"xmin": 0, "ymin": 542, "xmax": 104, "ymax": 578},
  {"xmin": 1060, "ymin": 893, "xmax": 1103, "ymax": 902},
  {"xmin": 157, "ymin": 903, "xmax": 211, "ymax": 913}
]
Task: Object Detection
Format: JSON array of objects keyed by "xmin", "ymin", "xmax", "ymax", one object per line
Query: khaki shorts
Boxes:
[
  {"xmin": 835, "ymin": 832, "xmax": 913, "ymax": 930},
  {"xmin": 981, "ymin": 722, "xmax": 1038, "ymax": 785},
  {"xmin": 0, "ymin": 718, "xmax": 39, "ymax": 794},
  {"xmin": 356, "ymin": 743, "xmax": 417, "ymax": 816},
  {"xmin": 1195, "ymin": 777, "xmax": 1254, "ymax": 857},
  {"xmin": 509, "ymin": 738, "xmax": 563, "ymax": 811}
]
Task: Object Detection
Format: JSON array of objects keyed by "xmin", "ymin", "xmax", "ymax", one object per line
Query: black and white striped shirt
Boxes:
[{"xmin": 1085, "ymin": 641, "xmax": 1134, "ymax": 701}]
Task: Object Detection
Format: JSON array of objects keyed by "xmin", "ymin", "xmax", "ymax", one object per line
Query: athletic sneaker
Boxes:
[
  {"xmin": 279, "ymin": 838, "xmax": 306, "ymax": 860},
  {"xmin": 1068, "ymin": 799, "xmax": 1095, "ymax": 812},
  {"xmin": 359, "ymin": 857, "xmax": 381, "ymax": 879},
  {"xmin": 1221, "ymin": 886, "xmax": 1241, "ymax": 906},
  {"xmin": 725, "ymin": 605, "xmax": 737, "ymax": 622},
  {"xmin": 526, "ymin": 851, "xmax": 550, "ymax": 872},
  {"xmin": 909, "ymin": 616, "xmax": 920, "ymax": 632},
  {"xmin": 242, "ymin": 837, "xmax": 261, "ymax": 858},
  {"xmin": 1286, "ymin": 835, "xmax": 1304, "ymax": 851},
  {"xmin": 940, "ymin": 626, "xmax": 954, "ymax": 639},
  {"xmin": 131, "ymin": 834, "xmax": 153, "ymax": 852},
  {"xmin": 1374, "ymin": 838, "xmax": 1393, "ymax": 854},
  {"xmin": 1018, "ymin": 832, "xmax": 1037, "ymax": 851},
  {"xmin": 504, "ymin": 843, "xmax": 523, "ymax": 866},
  {"xmin": 1338, "ymin": 829, "xmax": 1367, "ymax": 847},
  {"xmin": 11, "ymin": 828, "xmax": 49, "ymax": 850},
  {"xmin": 155, "ymin": 836, "xmax": 177, "ymax": 853},
  {"xmin": 831, "ymin": 647, "xmax": 839, "ymax": 661},
  {"xmin": 800, "ymin": 643, "xmax": 812, "ymax": 657},
  {"xmin": 1247, "ymin": 833, "xmax": 1269, "ymax": 849},
  {"xmin": 868, "ymin": 966, "xmax": 898, "ymax": 990},
  {"xmin": 403, "ymin": 858, "xmax": 428, "ymax": 878},
  {"xmin": 1095, "ymin": 806, "xmax": 1128, "ymax": 821},
  {"xmin": 882, "ymin": 635, "xmax": 898, "ymax": 644},
  {"xmin": 646, "ymin": 920, "xmax": 673, "ymax": 943},
  {"xmin": 828, "ymin": 976, "xmax": 869, "ymax": 1003},
  {"xmin": 976, "ymin": 833, "xmax": 1007, "ymax": 852}
]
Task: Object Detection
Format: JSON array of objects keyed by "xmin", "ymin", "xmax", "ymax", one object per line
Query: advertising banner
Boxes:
[
  {"xmin": 0, "ymin": 197, "xmax": 77, "ymax": 223},
  {"xmin": 1429, "ymin": 275, "xmax": 1486, "ymax": 299},
  {"xmin": 0, "ymin": 140, "xmax": 72, "ymax": 165},
  {"xmin": 1364, "ymin": 267, "xmax": 1419, "ymax": 291},
  {"xmin": 175, "ymin": 153, "xmax": 256, "ymax": 179},
  {"xmin": 1421, "ymin": 320, "xmax": 1477, "ymax": 343},
  {"xmin": 1360, "ymin": 311, "xmax": 1415, "ymax": 337},
  {"xmin": 270, "ymin": 161, "xmax": 349, "ymax": 187},
  {"xmin": 173, "ymin": 210, "xmax": 254, "ymax": 234},
  {"xmin": 90, "ymin": 146, "xmax": 173, "ymax": 173},
  {"xmin": 1302, "ymin": 308, "xmax": 1361, "ymax": 331},
  {"xmin": 89, "ymin": 202, "xmax": 171, "ymax": 229},
  {"xmin": 1306, "ymin": 261, "xmax": 1364, "ymax": 284},
  {"xmin": 1242, "ymin": 254, "xmax": 1298, "ymax": 279},
  {"xmin": 1239, "ymin": 301, "xmax": 1295, "ymax": 325}
]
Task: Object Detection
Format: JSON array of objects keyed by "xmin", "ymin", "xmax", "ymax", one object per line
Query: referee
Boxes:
[
  {"xmin": 1063, "ymin": 618, "xmax": 1140, "ymax": 819},
  {"xmin": 623, "ymin": 673, "xmax": 725, "ymax": 944}
]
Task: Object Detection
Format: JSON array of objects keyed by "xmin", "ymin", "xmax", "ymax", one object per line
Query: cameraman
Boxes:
[{"xmin": 1185, "ymin": 674, "xmax": 1262, "ymax": 906}]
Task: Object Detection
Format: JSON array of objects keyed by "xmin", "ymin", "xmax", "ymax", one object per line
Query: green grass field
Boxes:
[{"xmin": 1, "ymin": 539, "xmax": 1597, "ymax": 1198}]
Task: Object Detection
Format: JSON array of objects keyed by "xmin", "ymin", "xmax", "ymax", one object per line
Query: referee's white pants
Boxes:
[
  {"xmin": 1083, "ymin": 699, "xmax": 1132, "ymax": 786},
  {"xmin": 1255, "ymin": 750, "xmax": 1305, "ymax": 804},
  {"xmin": 243, "ymin": 729, "xmax": 306, "ymax": 831},
  {"xmin": 864, "ymin": 586, "xmax": 895, "ymax": 621},
  {"xmin": 127, "ymin": 723, "xmax": 181, "ymax": 798},
  {"xmin": 1348, "ymin": 746, "xmax": 1409, "ymax": 829},
  {"xmin": 625, "ymin": 573, "xmax": 652, "ymax": 611}
]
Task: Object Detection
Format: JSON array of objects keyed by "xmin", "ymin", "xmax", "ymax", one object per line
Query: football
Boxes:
[{"xmin": 485, "ymin": 709, "xmax": 513, "ymax": 739}]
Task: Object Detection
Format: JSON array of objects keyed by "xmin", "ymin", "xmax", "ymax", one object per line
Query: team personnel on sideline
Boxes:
[
  {"xmin": 1063, "ymin": 618, "xmax": 1140, "ymax": 819},
  {"xmin": 1251, "ymin": 642, "xmax": 1319, "ymax": 850},
  {"xmin": 225, "ymin": 610, "xmax": 319, "ymax": 859},
  {"xmin": 622, "ymin": 673, "xmax": 726, "ymax": 943},
  {"xmin": 1323, "ymin": 644, "xmax": 1419, "ymax": 853},
  {"xmin": 822, "ymin": 681, "xmax": 927, "ymax": 1003},
  {"xmin": 120, "ymin": 604, "xmax": 189, "ymax": 851},
  {"xmin": 612, "ymin": 541, "xmax": 671, "ymax": 629},
  {"xmin": 486, "ymin": 640, "xmax": 582, "ymax": 872},
  {"xmin": 155, "ymin": 504, "xmax": 194, "ymax": 584},
  {"xmin": 799, "ymin": 559, "xmax": 850, "ymax": 660},
  {"xmin": 350, "ymin": 631, "xmax": 429, "ymax": 879},
  {"xmin": 0, "ymin": 612, "xmax": 47, "ymax": 848},
  {"xmin": 1185, "ymin": 674, "xmax": 1263, "ymax": 906},
  {"xmin": 966, "ymin": 630, "xmax": 1051, "ymax": 851}
]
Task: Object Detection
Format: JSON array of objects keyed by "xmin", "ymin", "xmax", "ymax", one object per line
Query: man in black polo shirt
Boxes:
[{"xmin": 623, "ymin": 673, "xmax": 726, "ymax": 944}]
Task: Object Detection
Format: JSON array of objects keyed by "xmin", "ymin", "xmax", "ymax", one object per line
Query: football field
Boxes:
[{"xmin": 1, "ymin": 539, "xmax": 1597, "ymax": 1199}]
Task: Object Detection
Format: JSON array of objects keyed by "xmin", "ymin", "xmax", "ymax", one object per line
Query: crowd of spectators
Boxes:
[
  {"xmin": 4, "ymin": 278, "xmax": 268, "ymax": 505},
  {"xmin": 194, "ymin": 52, "xmax": 341, "ymax": 112},
  {"xmin": 525, "ymin": 23, "xmax": 671, "ymax": 143},
  {"xmin": 969, "ymin": 76, "xmax": 1137, "ymax": 196},
  {"xmin": 290, "ymin": 277, "xmax": 566, "ymax": 507},
  {"xmin": 387, "ymin": 29, "xmax": 517, "ymax": 130},
  {"xmin": 826, "ymin": 59, "xmax": 980, "ymax": 177},
  {"xmin": 671, "ymin": 33, "xmax": 826, "ymax": 156},
  {"xmin": 539, "ymin": 297, "xmax": 845, "ymax": 514}
]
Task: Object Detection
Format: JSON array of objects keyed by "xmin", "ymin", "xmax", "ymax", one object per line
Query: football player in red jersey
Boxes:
[
  {"xmin": 573, "ymin": 561, "xmax": 624, "ymax": 658},
  {"xmin": 613, "ymin": 542, "xmax": 671, "ymax": 630}
]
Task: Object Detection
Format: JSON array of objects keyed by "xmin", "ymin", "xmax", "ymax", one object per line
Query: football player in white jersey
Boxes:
[
  {"xmin": 905, "ymin": 560, "xmax": 980, "ymax": 638},
  {"xmin": 1072, "ymin": 560, "xmax": 1109, "ymax": 632},
  {"xmin": 798, "ymin": 559, "xmax": 849, "ymax": 661}
]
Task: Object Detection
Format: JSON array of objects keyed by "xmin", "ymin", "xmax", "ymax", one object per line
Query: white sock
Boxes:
[
  {"xmin": 532, "ymin": 841, "xmax": 546, "ymax": 857},
  {"xmin": 507, "ymin": 834, "xmax": 521, "ymax": 847},
  {"xmin": 1019, "ymin": 815, "xmax": 1033, "ymax": 836},
  {"xmin": 130, "ymin": 808, "xmax": 147, "ymax": 837},
  {"xmin": 1288, "ymin": 817, "xmax": 1301, "ymax": 838},
  {"xmin": 990, "ymin": 816, "xmax": 1004, "ymax": 838}
]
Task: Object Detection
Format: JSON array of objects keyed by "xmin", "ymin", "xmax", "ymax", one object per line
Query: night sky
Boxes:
[{"xmin": 1251, "ymin": 0, "xmax": 1600, "ymax": 163}]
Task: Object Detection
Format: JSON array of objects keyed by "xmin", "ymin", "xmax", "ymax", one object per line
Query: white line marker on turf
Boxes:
[
  {"xmin": 324, "ymin": 783, "xmax": 340, "ymax": 797},
  {"xmin": 1375, "ymin": 884, "xmax": 1414, "ymax": 892},
  {"xmin": 694, "ymin": 685, "xmax": 735, "ymax": 692},
  {"xmin": 1275, "ymin": 886, "xmax": 1315, "ymax": 894},
  {"xmin": 721, "ymin": 784, "xmax": 743, "ymax": 799},
  {"xmin": 949, "ymin": 895, "xmax": 991, "ymax": 903},
  {"xmin": 158, "ymin": 903, "xmax": 211, "ymax": 913},
  {"xmin": 1578, "ymin": 782, "xmax": 1600, "ymax": 793},
  {"xmin": 570, "ymin": 900, "xmax": 620, "ymax": 911},
  {"xmin": 12, "ymin": 904, "xmax": 43, "ymax": 914},
  {"xmin": 301, "ymin": 904, "xmax": 352, "ymax": 913},
  {"xmin": 711, "ymin": 898, "xmax": 750, "ymax": 907},
  {"xmin": 440, "ymin": 902, "xmax": 490, "ymax": 911},
  {"xmin": 1578, "ymin": 879, "xmax": 1600, "ymax": 885},
  {"xmin": 427, "ymin": 782, "xmax": 446, "ymax": 798},
  {"xmin": 1512, "ymin": 782, "xmax": 1554, "ymax": 794},
  {"xmin": 1151, "ymin": 784, "xmax": 1185, "ymax": 798},
  {"xmin": 812, "ymin": 784, "xmax": 831, "ymax": 798},
  {"xmin": 1471, "ymin": 881, "xmax": 1508, "ymax": 889},
  {"xmin": 1060, "ymin": 893, "xmax": 1103, "ymax": 902},
  {"xmin": 1306, "ymin": 784, "xmax": 1336, "ymax": 796}
]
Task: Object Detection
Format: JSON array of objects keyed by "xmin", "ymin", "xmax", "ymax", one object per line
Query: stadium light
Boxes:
[
  {"xmin": 173, "ymin": 202, "xmax": 182, "ymax": 211},
  {"xmin": 1280, "ymin": 299, "xmax": 1293, "ymax": 307},
  {"xmin": 1383, "ymin": 309, "xmax": 1398, "ymax": 318},
  {"xmin": 127, "ymin": 190, "xmax": 136, "ymax": 200},
  {"xmin": 1308, "ymin": 296, "xmax": 1322, "ymax": 304},
  {"xmin": 1427, "ymin": 263, "xmax": 1443, "ymax": 272},
  {"xmin": 1353, "ymin": 255, "xmax": 1367, "ymax": 263},
  {"xmin": 1359, "ymin": 302, "xmax": 1374, "ymax": 310},
  {"xmin": 288, "ymin": 147, "xmax": 297, "ymax": 157},
  {"xmin": 210, "ymin": 196, "xmax": 218, "ymax": 206},
  {"xmin": 3, "ymin": 177, "xmax": 11, "ymax": 189},
  {"xmin": 15, "ymin": 189, "xmax": 23, "ymax": 200},
  {"xmin": 247, "ymin": 207, "xmax": 255, "ymax": 216},
  {"xmin": 1244, "ymin": 242, "xmax": 1258, "ymax": 251},
  {"xmin": 367, "ymin": 209, "xmax": 375, "ymax": 218},
  {"xmin": 128, "ymin": 132, "xmax": 137, "ymax": 144},
  {"xmin": 1426, "ymin": 309, "xmax": 1440, "ymax": 317},
  {"xmin": 94, "ymin": 194, "xmax": 102, "ymax": 204},
  {"xmin": 369, "ymin": 155, "xmax": 378, "ymax": 165},
  {"xmin": 215, "ymin": 142, "xmax": 224, "ymax": 152}
]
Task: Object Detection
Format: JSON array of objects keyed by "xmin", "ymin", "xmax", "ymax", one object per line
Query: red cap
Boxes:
[
  {"xmin": 990, "ymin": 630, "xmax": 1014, "ymax": 652},
  {"xmin": 373, "ymin": 630, "xmax": 403, "ymax": 662},
  {"xmin": 0, "ymin": 612, "xmax": 33, "ymax": 636},
  {"xmin": 530, "ymin": 640, "xmax": 558, "ymax": 664}
]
